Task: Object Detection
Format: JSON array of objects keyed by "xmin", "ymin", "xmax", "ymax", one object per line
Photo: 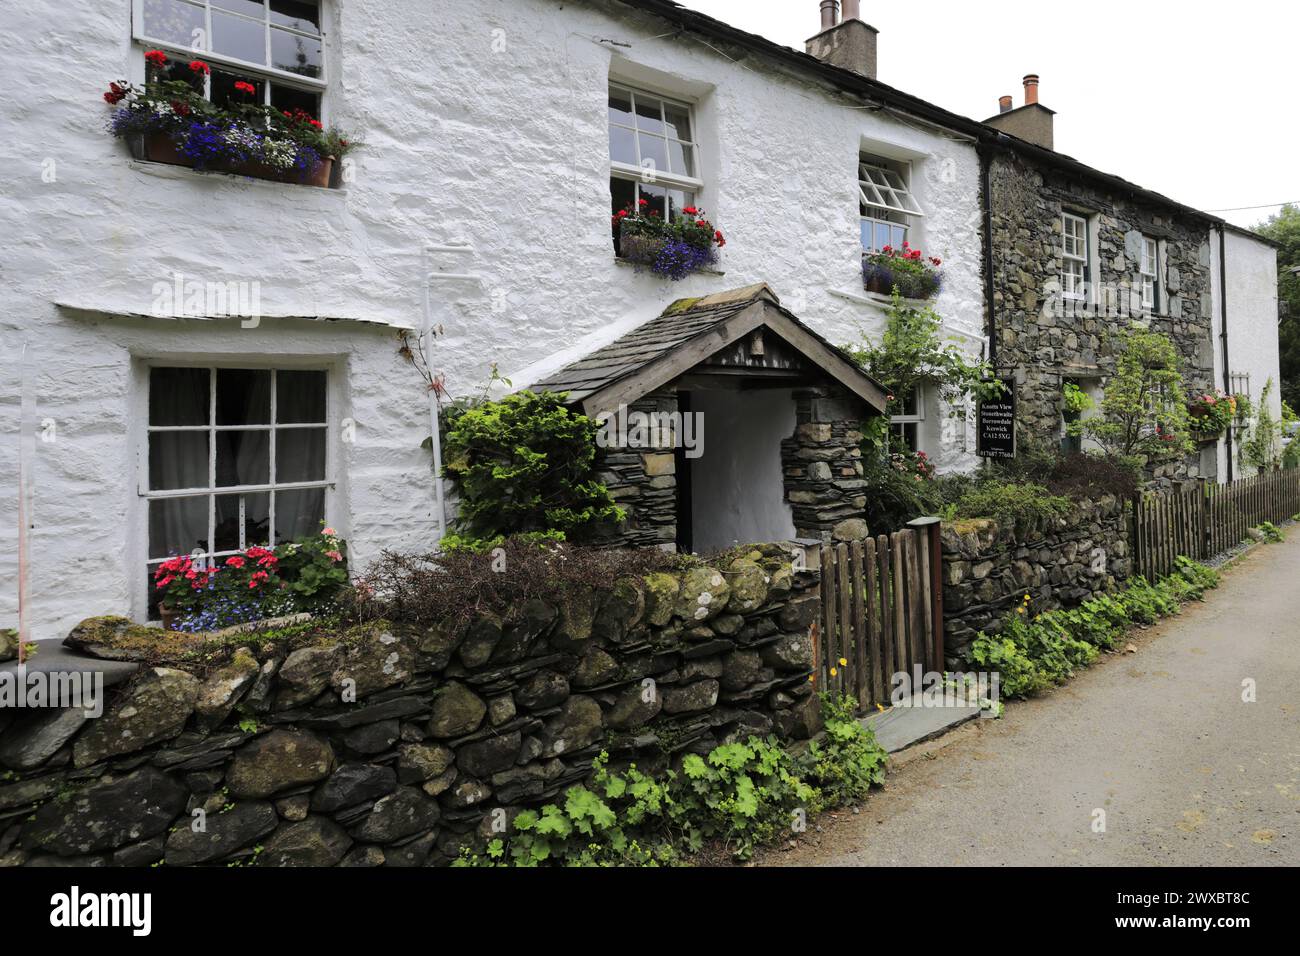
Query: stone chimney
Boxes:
[
  {"xmin": 806, "ymin": 0, "xmax": 880, "ymax": 80},
  {"xmin": 984, "ymin": 74, "xmax": 1055, "ymax": 150}
]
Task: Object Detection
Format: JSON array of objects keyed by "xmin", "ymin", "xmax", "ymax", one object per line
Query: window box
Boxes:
[
  {"xmin": 127, "ymin": 130, "xmax": 335, "ymax": 187},
  {"xmin": 862, "ymin": 244, "xmax": 943, "ymax": 300},
  {"xmin": 613, "ymin": 208, "xmax": 725, "ymax": 281},
  {"xmin": 106, "ymin": 48, "xmax": 352, "ymax": 189}
]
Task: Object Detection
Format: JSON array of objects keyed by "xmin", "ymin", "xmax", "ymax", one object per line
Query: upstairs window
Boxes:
[
  {"xmin": 1140, "ymin": 236, "xmax": 1160, "ymax": 311},
  {"xmin": 608, "ymin": 83, "xmax": 702, "ymax": 245},
  {"xmin": 143, "ymin": 365, "xmax": 330, "ymax": 617},
  {"xmin": 134, "ymin": 0, "xmax": 325, "ymax": 115},
  {"xmin": 1061, "ymin": 212, "xmax": 1089, "ymax": 300},
  {"xmin": 859, "ymin": 155, "xmax": 922, "ymax": 252}
]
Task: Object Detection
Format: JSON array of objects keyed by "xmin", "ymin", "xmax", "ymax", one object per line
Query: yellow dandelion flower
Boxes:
[
  {"xmin": 875, "ymin": 702, "xmax": 885, "ymax": 712},
  {"xmin": 830, "ymin": 667, "xmax": 838, "ymax": 676},
  {"xmin": 808, "ymin": 675, "xmax": 815, "ymax": 683},
  {"xmin": 1017, "ymin": 607, "xmax": 1026, "ymax": 615},
  {"xmin": 838, "ymin": 657, "xmax": 848, "ymax": 667}
]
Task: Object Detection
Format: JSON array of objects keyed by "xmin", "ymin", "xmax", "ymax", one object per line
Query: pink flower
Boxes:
[
  {"xmin": 325, "ymin": 550, "xmax": 343, "ymax": 562},
  {"xmin": 322, "ymin": 527, "xmax": 336, "ymax": 536}
]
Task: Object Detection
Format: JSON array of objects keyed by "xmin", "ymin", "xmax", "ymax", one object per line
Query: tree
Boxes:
[
  {"xmin": 1073, "ymin": 328, "xmax": 1192, "ymax": 465},
  {"xmin": 1254, "ymin": 204, "xmax": 1300, "ymax": 410}
]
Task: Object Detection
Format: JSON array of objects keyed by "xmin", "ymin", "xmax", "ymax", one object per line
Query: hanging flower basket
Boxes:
[
  {"xmin": 1186, "ymin": 390, "xmax": 1236, "ymax": 441},
  {"xmin": 106, "ymin": 51, "xmax": 354, "ymax": 189},
  {"xmin": 862, "ymin": 243, "xmax": 943, "ymax": 299},
  {"xmin": 614, "ymin": 201, "xmax": 725, "ymax": 281}
]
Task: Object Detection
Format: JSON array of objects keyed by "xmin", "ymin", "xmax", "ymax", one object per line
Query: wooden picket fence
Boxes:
[
  {"xmin": 814, "ymin": 520, "xmax": 943, "ymax": 714},
  {"xmin": 1132, "ymin": 468, "xmax": 1300, "ymax": 579}
]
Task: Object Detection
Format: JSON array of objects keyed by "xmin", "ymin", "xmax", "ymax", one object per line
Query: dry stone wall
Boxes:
[
  {"xmin": 940, "ymin": 496, "xmax": 1131, "ymax": 664},
  {"xmin": 0, "ymin": 547, "xmax": 822, "ymax": 867}
]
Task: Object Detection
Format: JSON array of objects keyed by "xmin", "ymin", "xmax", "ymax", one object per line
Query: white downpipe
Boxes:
[
  {"xmin": 18, "ymin": 342, "xmax": 34, "ymax": 658},
  {"xmin": 421, "ymin": 243, "xmax": 480, "ymax": 547}
]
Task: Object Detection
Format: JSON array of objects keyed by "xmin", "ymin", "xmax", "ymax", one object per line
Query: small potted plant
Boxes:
[
  {"xmin": 862, "ymin": 242, "xmax": 943, "ymax": 299},
  {"xmin": 613, "ymin": 201, "xmax": 726, "ymax": 280}
]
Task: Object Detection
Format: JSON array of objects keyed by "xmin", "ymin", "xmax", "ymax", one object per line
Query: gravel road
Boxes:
[{"xmin": 763, "ymin": 534, "xmax": 1300, "ymax": 866}]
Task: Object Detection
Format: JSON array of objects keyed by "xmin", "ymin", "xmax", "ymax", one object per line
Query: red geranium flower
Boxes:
[
  {"xmin": 225, "ymin": 556, "xmax": 246, "ymax": 569},
  {"xmin": 189, "ymin": 60, "xmax": 210, "ymax": 75},
  {"xmin": 144, "ymin": 50, "xmax": 168, "ymax": 67},
  {"xmin": 233, "ymin": 81, "xmax": 256, "ymax": 95},
  {"xmin": 103, "ymin": 82, "xmax": 128, "ymax": 105}
]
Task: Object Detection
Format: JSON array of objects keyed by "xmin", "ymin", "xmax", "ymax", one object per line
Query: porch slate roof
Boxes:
[{"xmin": 529, "ymin": 283, "xmax": 889, "ymax": 416}]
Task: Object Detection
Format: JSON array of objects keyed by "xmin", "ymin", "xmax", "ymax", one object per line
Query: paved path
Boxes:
[{"xmin": 765, "ymin": 535, "xmax": 1300, "ymax": 866}]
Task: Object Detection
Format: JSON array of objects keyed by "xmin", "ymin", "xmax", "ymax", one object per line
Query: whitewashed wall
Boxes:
[
  {"xmin": 1209, "ymin": 228, "xmax": 1282, "ymax": 479},
  {"xmin": 0, "ymin": 0, "xmax": 986, "ymax": 637}
]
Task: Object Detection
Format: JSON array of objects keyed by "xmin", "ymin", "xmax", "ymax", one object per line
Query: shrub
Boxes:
[
  {"xmin": 442, "ymin": 390, "xmax": 624, "ymax": 545},
  {"xmin": 1255, "ymin": 521, "xmax": 1285, "ymax": 543},
  {"xmin": 949, "ymin": 481, "xmax": 1072, "ymax": 526},
  {"xmin": 352, "ymin": 538, "xmax": 678, "ymax": 636},
  {"xmin": 798, "ymin": 693, "xmax": 888, "ymax": 809}
]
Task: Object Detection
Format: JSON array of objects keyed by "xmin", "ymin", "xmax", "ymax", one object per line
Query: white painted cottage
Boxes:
[{"xmin": 1, "ymin": 0, "xmax": 995, "ymax": 638}]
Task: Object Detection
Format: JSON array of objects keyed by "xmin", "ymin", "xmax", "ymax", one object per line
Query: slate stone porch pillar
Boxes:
[{"xmin": 781, "ymin": 388, "xmax": 870, "ymax": 542}]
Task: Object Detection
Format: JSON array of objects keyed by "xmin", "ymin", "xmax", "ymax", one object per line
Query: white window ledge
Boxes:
[
  {"xmin": 127, "ymin": 157, "xmax": 349, "ymax": 196},
  {"xmin": 614, "ymin": 257, "xmax": 726, "ymax": 277}
]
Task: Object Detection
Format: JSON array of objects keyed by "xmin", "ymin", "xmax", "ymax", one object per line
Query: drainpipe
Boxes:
[
  {"xmin": 1218, "ymin": 225, "xmax": 1233, "ymax": 482},
  {"xmin": 421, "ymin": 242, "xmax": 482, "ymax": 543},
  {"xmin": 978, "ymin": 139, "xmax": 998, "ymax": 367}
]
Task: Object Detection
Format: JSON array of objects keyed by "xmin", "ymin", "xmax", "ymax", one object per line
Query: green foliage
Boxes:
[
  {"xmin": 1062, "ymin": 381, "xmax": 1095, "ymax": 415},
  {"xmin": 968, "ymin": 560, "xmax": 1219, "ymax": 697},
  {"xmin": 1242, "ymin": 378, "xmax": 1282, "ymax": 471},
  {"xmin": 1284, "ymin": 439, "xmax": 1300, "ymax": 471},
  {"xmin": 844, "ymin": 292, "xmax": 1003, "ymax": 426},
  {"xmin": 273, "ymin": 528, "xmax": 349, "ymax": 607},
  {"xmin": 947, "ymin": 481, "xmax": 1072, "ymax": 526},
  {"xmin": 441, "ymin": 391, "xmax": 624, "ymax": 545},
  {"xmin": 1255, "ymin": 521, "xmax": 1285, "ymax": 543},
  {"xmin": 1254, "ymin": 204, "xmax": 1300, "ymax": 410},
  {"xmin": 798, "ymin": 693, "xmax": 888, "ymax": 808},
  {"xmin": 457, "ymin": 695, "xmax": 886, "ymax": 866},
  {"xmin": 1071, "ymin": 328, "xmax": 1192, "ymax": 464}
]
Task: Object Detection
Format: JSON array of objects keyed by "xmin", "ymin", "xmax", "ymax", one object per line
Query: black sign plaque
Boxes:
[{"xmin": 977, "ymin": 381, "xmax": 1016, "ymax": 459}]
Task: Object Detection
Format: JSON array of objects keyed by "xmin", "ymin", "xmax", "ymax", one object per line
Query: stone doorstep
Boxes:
[
  {"xmin": 0, "ymin": 644, "xmax": 140, "ymax": 708},
  {"xmin": 860, "ymin": 693, "xmax": 983, "ymax": 754}
]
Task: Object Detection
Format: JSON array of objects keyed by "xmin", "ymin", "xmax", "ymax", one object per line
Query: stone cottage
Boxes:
[{"xmin": 981, "ymin": 75, "xmax": 1281, "ymax": 480}]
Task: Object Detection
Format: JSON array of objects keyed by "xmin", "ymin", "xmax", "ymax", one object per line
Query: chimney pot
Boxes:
[
  {"xmin": 819, "ymin": 1, "xmax": 840, "ymax": 30},
  {"xmin": 1023, "ymin": 74, "xmax": 1040, "ymax": 105},
  {"xmin": 998, "ymin": 95, "xmax": 1013, "ymax": 113},
  {"xmin": 841, "ymin": 0, "xmax": 861, "ymax": 19}
]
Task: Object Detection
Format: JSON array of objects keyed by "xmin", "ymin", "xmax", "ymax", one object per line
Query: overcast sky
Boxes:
[{"xmin": 680, "ymin": 1, "xmax": 1297, "ymax": 229}]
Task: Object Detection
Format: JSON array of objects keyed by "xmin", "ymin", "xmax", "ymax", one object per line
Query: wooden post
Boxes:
[{"xmin": 908, "ymin": 517, "xmax": 945, "ymax": 673}]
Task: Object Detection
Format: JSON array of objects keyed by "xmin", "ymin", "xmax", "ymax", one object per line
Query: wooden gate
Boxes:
[{"xmin": 815, "ymin": 518, "xmax": 944, "ymax": 714}]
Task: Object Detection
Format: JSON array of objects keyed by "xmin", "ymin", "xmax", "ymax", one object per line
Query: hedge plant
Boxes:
[{"xmin": 441, "ymin": 390, "xmax": 623, "ymax": 546}]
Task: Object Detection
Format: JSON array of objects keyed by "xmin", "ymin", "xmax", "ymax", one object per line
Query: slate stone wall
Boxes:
[
  {"xmin": 940, "ymin": 496, "xmax": 1131, "ymax": 664},
  {"xmin": 781, "ymin": 389, "xmax": 870, "ymax": 542},
  {"xmin": 595, "ymin": 391, "xmax": 679, "ymax": 550},
  {"xmin": 988, "ymin": 150, "xmax": 1216, "ymax": 479},
  {"xmin": 0, "ymin": 547, "xmax": 822, "ymax": 867}
]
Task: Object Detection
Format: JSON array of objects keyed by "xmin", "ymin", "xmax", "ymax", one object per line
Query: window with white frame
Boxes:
[
  {"xmin": 859, "ymin": 154, "xmax": 922, "ymax": 253},
  {"xmin": 133, "ymin": 0, "xmax": 325, "ymax": 116},
  {"xmin": 890, "ymin": 384, "xmax": 926, "ymax": 453},
  {"xmin": 144, "ymin": 366, "xmax": 330, "ymax": 616},
  {"xmin": 608, "ymin": 83, "xmax": 702, "ymax": 249},
  {"xmin": 1140, "ymin": 236, "xmax": 1160, "ymax": 311},
  {"xmin": 1061, "ymin": 212, "xmax": 1089, "ymax": 300}
]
